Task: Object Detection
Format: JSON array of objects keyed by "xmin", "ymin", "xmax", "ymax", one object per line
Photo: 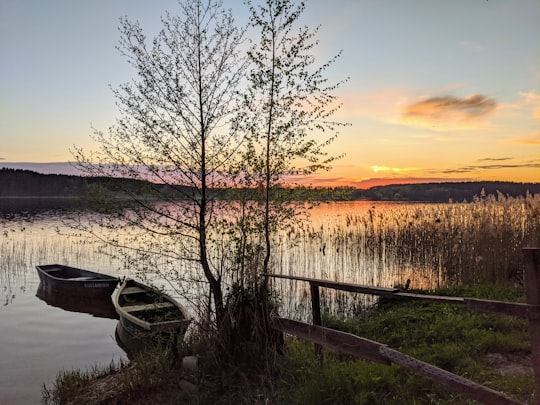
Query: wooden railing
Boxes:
[{"xmin": 264, "ymin": 248, "xmax": 540, "ymax": 405}]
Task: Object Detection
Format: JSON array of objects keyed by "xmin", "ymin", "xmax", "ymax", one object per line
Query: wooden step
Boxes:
[
  {"xmin": 121, "ymin": 286, "xmax": 147, "ymax": 295},
  {"xmin": 123, "ymin": 302, "xmax": 175, "ymax": 312}
]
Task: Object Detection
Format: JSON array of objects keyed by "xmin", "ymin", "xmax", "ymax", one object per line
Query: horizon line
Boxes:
[{"xmin": 1, "ymin": 162, "xmax": 536, "ymax": 190}]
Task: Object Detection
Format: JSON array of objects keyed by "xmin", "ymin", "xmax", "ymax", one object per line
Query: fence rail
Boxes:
[
  {"xmin": 264, "ymin": 247, "xmax": 540, "ymax": 405},
  {"xmin": 265, "ymin": 273, "xmax": 539, "ymax": 319}
]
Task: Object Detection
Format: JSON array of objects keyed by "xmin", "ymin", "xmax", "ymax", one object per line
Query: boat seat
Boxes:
[
  {"xmin": 121, "ymin": 286, "xmax": 147, "ymax": 295},
  {"xmin": 123, "ymin": 302, "xmax": 175, "ymax": 312}
]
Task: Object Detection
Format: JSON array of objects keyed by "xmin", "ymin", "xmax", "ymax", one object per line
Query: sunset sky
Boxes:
[{"xmin": 1, "ymin": 0, "xmax": 539, "ymax": 188}]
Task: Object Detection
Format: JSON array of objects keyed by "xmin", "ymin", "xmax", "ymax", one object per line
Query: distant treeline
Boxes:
[
  {"xmin": 0, "ymin": 168, "xmax": 162, "ymax": 198},
  {"xmin": 1, "ymin": 168, "xmax": 538, "ymax": 203},
  {"xmin": 352, "ymin": 181, "xmax": 540, "ymax": 202}
]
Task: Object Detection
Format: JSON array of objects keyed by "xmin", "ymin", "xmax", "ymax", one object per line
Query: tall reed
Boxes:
[
  {"xmin": 271, "ymin": 193, "xmax": 540, "ymax": 318},
  {"xmin": 0, "ymin": 216, "xmax": 127, "ymax": 306}
]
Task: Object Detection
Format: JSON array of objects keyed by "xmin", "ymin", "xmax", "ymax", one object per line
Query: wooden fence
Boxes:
[{"xmin": 264, "ymin": 247, "xmax": 540, "ymax": 405}]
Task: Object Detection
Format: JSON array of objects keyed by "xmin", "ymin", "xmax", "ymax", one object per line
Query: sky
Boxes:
[{"xmin": 1, "ymin": 0, "xmax": 539, "ymax": 188}]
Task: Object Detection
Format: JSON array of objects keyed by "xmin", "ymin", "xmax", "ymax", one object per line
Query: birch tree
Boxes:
[
  {"xmin": 73, "ymin": 0, "xmax": 247, "ymax": 325},
  {"xmin": 235, "ymin": 0, "xmax": 348, "ymax": 281}
]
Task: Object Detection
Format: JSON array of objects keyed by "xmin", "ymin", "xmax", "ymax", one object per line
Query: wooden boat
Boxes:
[
  {"xmin": 35, "ymin": 264, "xmax": 119, "ymax": 298},
  {"xmin": 112, "ymin": 279, "xmax": 190, "ymax": 354}
]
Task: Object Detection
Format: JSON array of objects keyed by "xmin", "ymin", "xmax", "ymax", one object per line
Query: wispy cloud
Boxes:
[
  {"xmin": 457, "ymin": 40, "xmax": 484, "ymax": 52},
  {"xmin": 476, "ymin": 157, "xmax": 513, "ymax": 162},
  {"xmin": 354, "ymin": 177, "xmax": 469, "ymax": 189},
  {"xmin": 518, "ymin": 91, "xmax": 540, "ymax": 119},
  {"xmin": 514, "ymin": 133, "xmax": 540, "ymax": 145},
  {"xmin": 441, "ymin": 158, "xmax": 540, "ymax": 174},
  {"xmin": 402, "ymin": 94, "xmax": 497, "ymax": 129},
  {"xmin": 336, "ymin": 89, "xmax": 405, "ymax": 121},
  {"xmin": 370, "ymin": 165, "xmax": 418, "ymax": 174}
]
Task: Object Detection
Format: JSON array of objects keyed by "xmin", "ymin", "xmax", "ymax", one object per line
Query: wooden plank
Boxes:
[
  {"xmin": 271, "ymin": 317, "xmax": 523, "ymax": 404},
  {"xmin": 121, "ymin": 286, "xmax": 147, "ymax": 295},
  {"xmin": 264, "ymin": 273, "xmax": 399, "ymax": 294},
  {"xmin": 389, "ymin": 292, "xmax": 465, "ymax": 304},
  {"xmin": 271, "ymin": 317, "xmax": 391, "ymax": 365},
  {"xmin": 465, "ymin": 298, "xmax": 537, "ymax": 319},
  {"xmin": 379, "ymin": 346, "xmax": 524, "ymax": 405},
  {"xmin": 310, "ymin": 284, "xmax": 322, "ymax": 327},
  {"xmin": 123, "ymin": 302, "xmax": 174, "ymax": 312},
  {"xmin": 310, "ymin": 284, "xmax": 323, "ymax": 360},
  {"xmin": 264, "ymin": 271, "xmax": 531, "ymax": 403},
  {"xmin": 264, "ymin": 273, "xmax": 533, "ymax": 317},
  {"xmin": 149, "ymin": 318, "xmax": 191, "ymax": 333},
  {"xmin": 313, "ymin": 280, "xmax": 400, "ymax": 295},
  {"xmin": 264, "ymin": 273, "xmax": 467, "ymax": 300}
]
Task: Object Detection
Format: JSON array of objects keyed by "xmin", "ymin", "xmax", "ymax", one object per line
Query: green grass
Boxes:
[
  {"xmin": 40, "ymin": 348, "xmax": 178, "ymax": 405},
  {"xmin": 281, "ymin": 284, "xmax": 533, "ymax": 404},
  {"xmin": 44, "ymin": 284, "xmax": 535, "ymax": 404},
  {"xmin": 41, "ymin": 360, "xmax": 121, "ymax": 404}
]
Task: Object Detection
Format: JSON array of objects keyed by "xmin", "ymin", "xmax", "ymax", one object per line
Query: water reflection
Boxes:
[
  {"xmin": 1, "ymin": 266, "xmax": 28, "ymax": 307},
  {"xmin": 36, "ymin": 282, "xmax": 118, "ymax": 320},
  {"xmin": 114, "ymin": 321, "xmax": 155, "ymax": 359},
  {"xmin": 35, "ymin": 281, "xmax": 185, "ymax": 361},
  {"xmin": 0, "ymin": 197, "xmax": 83, "ymax": 214},
  {"xmin": 35, "ymin": 281, "xmax": 141, "ymax": 360},
  {"xmin": 0, "ymin": 201, "xmax": 446, "ymax": 318}
]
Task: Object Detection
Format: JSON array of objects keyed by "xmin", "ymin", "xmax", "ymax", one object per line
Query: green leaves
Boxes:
[{"xmin": 226, "ymin": 0, "xmax": 350, "ymax": 278}]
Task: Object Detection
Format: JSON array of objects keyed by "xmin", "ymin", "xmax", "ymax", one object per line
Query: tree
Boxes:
[
  {"xmin": 234, "ymin": 0, "xmax": 348, "ymax": 282},
  {"xmin": 73, "ymin": 0, "xmax": 347, "ymax": 339},
  {"xmin": 73, "ymin": 0, "xmax": 247, "ymax": 325}
]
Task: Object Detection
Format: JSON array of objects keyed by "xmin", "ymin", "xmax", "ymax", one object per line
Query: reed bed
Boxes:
[
  {"xmin": 0, "ymin": 216, "xmax": 126, "ymax": 306},
  {"xmin": 272, "ymin": 193, "xmax": 540, "ymax": 319}
]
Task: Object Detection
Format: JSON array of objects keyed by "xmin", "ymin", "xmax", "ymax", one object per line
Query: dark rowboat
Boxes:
[
  {"xmin": 35, "ymin": 264, "xmax": 119, "ymax": 298},
  {"xmin": 112, "ymin": 279, "xmax": 190, "ymax": 354}
]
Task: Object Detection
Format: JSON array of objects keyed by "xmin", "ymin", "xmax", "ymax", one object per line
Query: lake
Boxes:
[
  {"xmin": 0, "ymin": 201, "xmax": 398, "ymax": 404},
  {"xmin": 0, "ymin": 211, "xmax": 131, "ymax": 404},
  {"xmin": 1, "ymin": 197, "xmax": 537, "ymax": 404}
]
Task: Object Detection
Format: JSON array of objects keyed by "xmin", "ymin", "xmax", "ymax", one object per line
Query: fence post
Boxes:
[
  {"xmin": 310, "ymin": 282, "xmax": 323, "ymax": 361},
  {"xmin": 524, "ymin": 247, "xmax": 540, "ymax": 402}
]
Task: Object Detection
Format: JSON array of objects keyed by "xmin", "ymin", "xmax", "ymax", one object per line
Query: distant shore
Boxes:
[{"xmin": 1, "ymin": 168, "xmax": 539, "ymax": 203}]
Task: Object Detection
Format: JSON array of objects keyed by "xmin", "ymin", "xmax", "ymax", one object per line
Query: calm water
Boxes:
[
  {"xmin": 0, "ymin": 201, "xmax": 430, "ymax": 404},
  {"xmin": 0, "ymin": 212, "xmax": 130, "ymax": 404}
]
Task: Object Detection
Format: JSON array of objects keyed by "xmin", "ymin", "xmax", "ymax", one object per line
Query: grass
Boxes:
[
  {"xmin": 276, "ymin": 284, "xmax": 534, "ymax": 405},
  {"xmin": 41, "ymin": 348, "xmax": 179, "ymax": 404},
  {"xmin": 41, "ymin": 361, "xmax": 121, "ymax": 404},
  {"xmin": 43, "ymin": 284, "xmax": 535, "ymax": 404}
]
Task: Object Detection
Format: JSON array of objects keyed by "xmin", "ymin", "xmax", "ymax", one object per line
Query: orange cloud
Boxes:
[
  {"xmin": 370, "ymin": 165, "xmax": 419, "ymax": 174},
  {"xmin": 336, "ymin": 89, "xmax": 406, "ymax": 121},
  {"xmin": 353, "ymin": 177, "xmax": 466, "ymax": 189},
  {"xmin": 402, "ymin": 94, "xmax": 497, "ymax": 129},
  {"xmin": 514, "ymin": 132, "xmax": 540, "ymax": 145},
  {"xmin": 519, "ymin": 91, "xmax": 540, "ymax": 119}
]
